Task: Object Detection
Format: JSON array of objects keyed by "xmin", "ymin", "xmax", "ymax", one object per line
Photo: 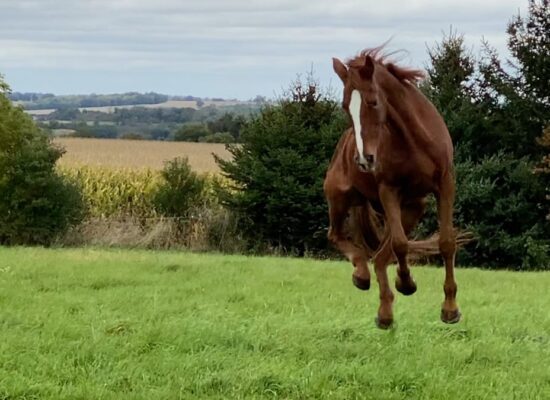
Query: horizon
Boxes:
[{"xmin": 1, "ymin": 1, "xmax": 528, "ymax": 100}]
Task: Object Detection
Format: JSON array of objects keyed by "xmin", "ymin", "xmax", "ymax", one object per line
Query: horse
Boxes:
[{"xmin": 324, "ymin": 47, "xmax": 461, "ymax": 329}]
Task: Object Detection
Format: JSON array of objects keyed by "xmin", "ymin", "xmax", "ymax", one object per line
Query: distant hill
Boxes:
[{"xmin": 9, "ymin": 92, "xmax": 266, "ymax": 112}]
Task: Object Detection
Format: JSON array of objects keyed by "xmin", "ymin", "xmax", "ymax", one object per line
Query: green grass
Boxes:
[{"xmin": 0, "ymin": 247, "xmax": 549, "ymax": 399}]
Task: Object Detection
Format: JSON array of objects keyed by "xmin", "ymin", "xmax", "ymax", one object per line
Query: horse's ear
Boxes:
[
  {"xmin": 359, "ymin": 56, "xmax": 375, "ymax": 80},
  {"xmin": 332, "ymin": 58, "xmax": 348, "ymax": 83}
]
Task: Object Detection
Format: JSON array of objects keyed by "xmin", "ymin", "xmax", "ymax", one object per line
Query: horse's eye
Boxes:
[{"xmin": 367, "ymin": 100, "xmax": 378, "ymax": 108}]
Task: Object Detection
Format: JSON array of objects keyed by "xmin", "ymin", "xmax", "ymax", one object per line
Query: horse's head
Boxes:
[{"xmin": 333, "ymin": 55, "xmax": 385, "ymax": 173}]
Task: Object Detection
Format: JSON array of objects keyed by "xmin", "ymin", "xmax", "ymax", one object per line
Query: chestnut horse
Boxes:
[{"xmin": 324, "ymin": 48, "xmax": 461, "ymax": 329}]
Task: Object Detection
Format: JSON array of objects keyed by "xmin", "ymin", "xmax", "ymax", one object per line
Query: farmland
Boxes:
[
  {"xmin": 1, "ymin": 247, "xmax": 549, "ymax": 399},
  {"xmin": 54, "ymin": 137, "xmax": 231, "ymax": 172},
  {"xmin": 26, "ymin": 99, "xmax": 254, "ymax": 116}
]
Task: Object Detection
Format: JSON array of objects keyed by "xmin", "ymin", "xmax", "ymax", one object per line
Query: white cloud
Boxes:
[{"xmin": 0, "ymin": 0, "xmax": 528, "ymax": 97}]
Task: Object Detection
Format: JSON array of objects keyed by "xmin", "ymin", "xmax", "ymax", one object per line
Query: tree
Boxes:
[
  {"xmin": 173, "ymin": 123, "xmax": 211, "ymax": 142},
  {"xmin": 507, "ymin": 0, "xmax": 550, "ymax": 110},
  {"xmin": 216, "ymin": 74, "xmax": 347, "ymax": 254},
  {"xmin": 0, "ymin": 75, "xmax": 84, "ymax": 245}
]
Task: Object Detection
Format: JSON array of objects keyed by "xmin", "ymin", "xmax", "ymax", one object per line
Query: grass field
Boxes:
[
  {"xmin": 1, "ymin": 248, "xmax": 549, "ymax": 399},
  {"xmin": 54, "ymin": 137, "xmax": 231, "ymax": 172}
]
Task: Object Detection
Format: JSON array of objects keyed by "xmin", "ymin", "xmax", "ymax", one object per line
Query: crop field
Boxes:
[
  {"xmin": 1, "ymin": 247, "xmax": 549, "ymax": 399},
  {"xmin": 54, "ymin": 137, "xmax": 231, "ymax": 172}
]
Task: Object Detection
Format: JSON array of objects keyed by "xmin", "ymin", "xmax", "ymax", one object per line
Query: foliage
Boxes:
[
  {"xmin": 206, "ymin": 112, "xmax": 246, "ymax": 141},
  {"xmin": 153, "ymin": 157, "xmax": 207, "ymax": 218},
  {"xmin": 535, "ymin": 126, "xmax": 550, "ymax": 221},
  {"xmin": 202, "ymin": 132, "xmax": 235, "ymax": 143},
  {"xmin": 507, "ymin": 0, "xmax": 550, "ymax": 109},
  {"xmin": 0, "ymin": 76, "xmax": 84, "ymax": 245},
  {"xmin": 417, "ymin": 154, "xmax": 549, "ymax": 269},
  {"xmin": 173, "ymin": 123, "xmax": 211, "ymax": 142},
  {"xmin": 216, "ymin": 75, "xmax": 348, "ymax": 254}
]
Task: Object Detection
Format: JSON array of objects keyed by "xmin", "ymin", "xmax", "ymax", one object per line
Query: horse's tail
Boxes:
[
  {"xmin": 407, "ymin": 230, "xmax": 474, "ymax": 260},
  {"xmin": 347, "ymin": 203, "xmax": 474, "ymax": 260}
]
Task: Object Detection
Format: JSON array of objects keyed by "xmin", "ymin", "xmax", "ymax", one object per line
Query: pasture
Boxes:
[
  {"xmin": 1, "ymin": 247, "xmax": 549, "ymax": 399},
  {"xmin": 54, "ymin": 137, "xmax": 231, "ymax": 172}
]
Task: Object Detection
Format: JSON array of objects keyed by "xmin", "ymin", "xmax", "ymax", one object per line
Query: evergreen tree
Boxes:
[{"xmin": 216, "ymin": 75, "xmax": 347, "ymax": 254}]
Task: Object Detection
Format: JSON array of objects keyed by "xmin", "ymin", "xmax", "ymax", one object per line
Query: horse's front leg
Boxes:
[
  {"xmin": 372, "ymin": 233, "xmax": 394, "ymax": 328},
  {"xmin": 326, "ymin": 192, "xmax": 371, "ymax": 290},
  {"xmin": 436, "ymin": 173, "xmax": 461, "ymax": 324}
]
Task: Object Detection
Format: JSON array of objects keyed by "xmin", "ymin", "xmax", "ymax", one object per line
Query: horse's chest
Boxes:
[{"xmin": 380, "ymin": 156, "xmax": 437, "ymax": 197}]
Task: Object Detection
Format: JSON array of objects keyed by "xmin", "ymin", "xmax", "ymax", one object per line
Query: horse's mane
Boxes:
[{"xmin": 347, "ymin": 45, "xmax": 425, "ymax": 84}]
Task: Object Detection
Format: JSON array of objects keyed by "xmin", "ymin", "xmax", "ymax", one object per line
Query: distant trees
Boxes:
[
  {"xmin": 173, "ymin": 124, "xmax": 211, "ymax": 142},
  {"xmin": 13, "ymin": 92, "xmax": 170, "ymax": 110},
  {"xmin": 172, "ymin": 113, "xmax": 245, "ymax": 143},
  {"xmin": 39, "ymin": 105, "xmax": 252, "ymax": 142}
]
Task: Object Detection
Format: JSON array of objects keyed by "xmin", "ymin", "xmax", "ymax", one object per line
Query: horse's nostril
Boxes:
[
  {"xmin": 365, "ymin": 154, "xmax": 375, "ymax": 164},
  {"xmin": 354, "ymin": 154, "xmax": 359, "ymax": 164}
]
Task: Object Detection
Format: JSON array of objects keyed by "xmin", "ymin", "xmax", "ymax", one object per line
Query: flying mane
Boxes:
[{"xmin": 346, "ymin": 46, "xmax": 425, "ymax": 84}]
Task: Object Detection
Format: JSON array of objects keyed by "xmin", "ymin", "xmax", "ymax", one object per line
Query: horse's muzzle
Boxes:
[{"xmin": 354, "ymin": 153, "xmax": 376, "ymax": 173}]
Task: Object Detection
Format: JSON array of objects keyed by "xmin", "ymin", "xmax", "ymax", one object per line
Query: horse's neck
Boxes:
[{"xmin": 378, "ymin": 71, "xmax": 447, "ymax": 166}]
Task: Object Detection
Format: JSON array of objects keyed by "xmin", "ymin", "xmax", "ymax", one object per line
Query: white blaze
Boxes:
[{"xmin": 349, "ymin": 90, "xmax": 365, "ymax": 163}]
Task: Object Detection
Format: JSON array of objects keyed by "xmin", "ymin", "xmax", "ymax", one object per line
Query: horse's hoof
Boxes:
[
  {"xmin": 441, "ymin": 308, "xmax": 461, "ymax": 324},
  {"xmin": 352, "ymin": 274, "xmax": 370, "ymax": 291},
  {"xmin": 395, "ymin": 275, "xmax": 417, "ymax": 296},
  {"xmin": 375, "ymin": 316, "xmax": 394, "ymax": 330}
]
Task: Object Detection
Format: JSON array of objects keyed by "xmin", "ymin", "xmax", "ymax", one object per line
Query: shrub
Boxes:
[
  {"xmin": 0, "ymin": 76, "xmax": 84, "ymax": 245},
  {"xmin": 153, "ymin": 157, "xmax": 206, "ymax": 218}
]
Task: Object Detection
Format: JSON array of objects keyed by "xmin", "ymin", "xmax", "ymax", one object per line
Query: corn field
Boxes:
[
  {"xmin": 58, "ymin": 165, "xmax": 232, "ymax": 219},
  {"xmin": 59, "ymin": 166, "xmax": 162, "ymax": 218}
]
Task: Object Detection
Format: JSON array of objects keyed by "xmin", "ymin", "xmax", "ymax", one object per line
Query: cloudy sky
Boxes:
[{"xmin": 0, "ymin": 0, "xmax": 528, "ymax": 99}]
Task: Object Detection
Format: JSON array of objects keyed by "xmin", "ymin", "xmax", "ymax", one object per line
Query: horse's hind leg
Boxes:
[
  {"xmin": 327, "ymin": 195, "xmax": 371, "ymax": 290},
  {"xmin": 437, "ymin": 174, "xmax": 460, "ymax": 324},
  {"xmin": 394, "ymin": 199, "xmax": 426, "ymax": 296}
]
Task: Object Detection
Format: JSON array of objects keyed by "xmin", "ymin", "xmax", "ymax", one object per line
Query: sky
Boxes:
[{"xmin": 0, "ymin": 0, "xmax": 529, "ymax": 100}]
